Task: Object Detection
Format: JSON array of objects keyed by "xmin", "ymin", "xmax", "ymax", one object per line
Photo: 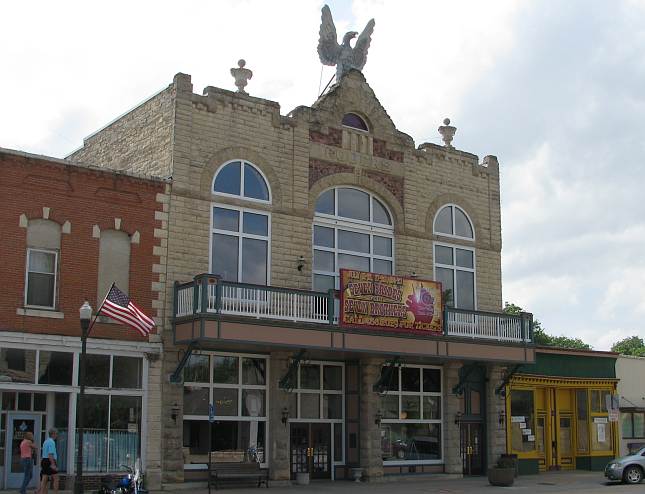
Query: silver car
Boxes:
[{"xmin": 605, "ymin": 447, "xmax": 645, "ymax": 484}]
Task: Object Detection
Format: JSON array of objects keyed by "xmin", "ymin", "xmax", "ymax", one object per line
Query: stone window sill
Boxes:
[{"xmin": 17, "ymin": 308, "xmax": 65, "ymax": 319}]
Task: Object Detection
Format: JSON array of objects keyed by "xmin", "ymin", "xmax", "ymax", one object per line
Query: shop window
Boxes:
[
  {"xmin": 97, "ymin": 230, "xmax": 130, "ymax": 307},
  {"xmin": 0, "ymin": 348, "xmax": 36, "ymax": 384},
  {"xmin": 38, "ymin": 351, "xmax": 73, "ymax": 385},
  {"xmin": 591, "ymin": 390, "xmax": 610, "ymax": 413},
  {"xmin": 313, "ymin": 187, "xmax": 393, "ymax": 292},
  {"xmin": 25, "ymin": 219, "xmax": 61, "ymax": 309},
  {"xmin": 85, "ymin": 354, "xmax": 111, "ymax": 388},
  {"xmin": 291, "ymin": 362, "xmax": 344, "ymax": 423},
  {"xmin": 576, "ymin": 389, "xmax": 589, "ymax": 453},
  {"xmin": 213, "ymin": 160, "xmax": 270, "ymax": 203},
  {"xmin": 622, "ymin": 412, "xmax": 645, "ymax": 439},
  {"xmin": 182, "ymin": 353, "xmax": 269, "ymax": 466},
  {"xmin": 510, "ymin": 389, "xmax": 536, "ymax": 453},
  {"xmin": 112, "ymin": 356, "xmax": 143, "ymax": 389},
  {"xmin": 590, "ymin": 389, "xmax": 612, "ymax": 451},
  {"xmin": 210, "ymin": 205, "xmax": 269, "ymax": 284},
  {"xmin": 379, "ymin": 365, "xmax": 442, "ymax": 463}
]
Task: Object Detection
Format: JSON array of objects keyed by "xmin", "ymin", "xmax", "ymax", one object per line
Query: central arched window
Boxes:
[
  {"xmin": 433, "ymin": 204, "xmax": 475, "ymax": 309},
  {"xmin": 213, "ymin": 160, "xmax": 270, "ymax": 203},
  {"xmin": 211, "ymin": 160, "xmax": 271, "ymax": 284},
  {"xmin": 313, "ymin": 187, "xmax": 393, "ymax": 292}
]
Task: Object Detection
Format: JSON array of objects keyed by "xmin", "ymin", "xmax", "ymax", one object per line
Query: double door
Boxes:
[
  {"xmin": 290, "ymin": 423, "xmax": 331, "ymax": 479},
  {"xmin": 460, "ymin": 421, "xmax": 484, "ymax": 475},
  {"xmin": 536, "ymin": 388, "xmax": 574, "ymax": 471},
  {"xmin": 3, "ymin": 413, "xmax": 42, "ymax": 489}
]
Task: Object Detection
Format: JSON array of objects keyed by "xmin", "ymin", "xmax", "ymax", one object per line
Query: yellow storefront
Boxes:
[{"xmin": 505, "ymin": 349, "xmax": 619, "ymax": 474}]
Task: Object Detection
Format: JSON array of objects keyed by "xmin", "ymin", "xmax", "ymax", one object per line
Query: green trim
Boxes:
[
  {"xmin": 517, "ymin": 459, "xmax": 539, "ymax": 475},
  {"xmin": 520, "ymin": 353, "xmax": 616, "ymax": 379},
  {"xmin": 576, "ymin": 455, "xmax": 613, "ymax": 471}
]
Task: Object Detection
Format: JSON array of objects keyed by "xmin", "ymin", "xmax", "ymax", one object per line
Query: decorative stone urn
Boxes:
[
  {"xmin": 487, "ymin": 466, "xmax": 515, "ymax": 486},
  {"xmin": 296, "ymin": 472, "xmax": 310, "ymax": 485},
  {"xmin": 350, "ymin": 468, "xmax": 364, "ymax": 482}
]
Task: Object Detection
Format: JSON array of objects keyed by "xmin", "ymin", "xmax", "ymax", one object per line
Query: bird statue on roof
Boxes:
[{"xmin": 317, "ymin": 4, "xmax": 375, "ymax": 81}]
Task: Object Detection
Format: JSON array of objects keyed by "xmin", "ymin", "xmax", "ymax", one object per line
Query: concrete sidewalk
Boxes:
[{"xmin": 148, "ymin": 471, "xmax": 639, "ymax": 494}]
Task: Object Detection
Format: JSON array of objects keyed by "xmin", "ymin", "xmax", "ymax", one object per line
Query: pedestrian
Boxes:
[
  {"xmin": 39, "ymin": 429, "xmax": 58, "ymax": 494},
  {"xmin": 19, "ymin": 431, "xmax": 36, "ymax": 494}
]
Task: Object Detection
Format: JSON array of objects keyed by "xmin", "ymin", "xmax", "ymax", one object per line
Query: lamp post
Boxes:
[{"xmin": 75, "ymin": 301, "xmax": 92, "ymax": 494}]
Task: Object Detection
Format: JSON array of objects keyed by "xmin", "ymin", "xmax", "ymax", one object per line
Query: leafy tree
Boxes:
[
  {"xmin": 503, "ymin": 302, "xmax": 592, "ymax": 350},
  {"xmin": 611, "ymin": 336, "xmax": 645, "ymax": 356}
]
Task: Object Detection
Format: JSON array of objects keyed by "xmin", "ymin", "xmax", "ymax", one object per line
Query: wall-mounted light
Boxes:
[
  {"xmin": 409, "ymin": 271, "xmax": 418, "ymax": 279},
  {"xmin": 282, "ymin": 407, "xmax": 290, "ymax": 425},
  {"xmin": 454, "ymin": 411, "xmax": 463, "ymax": 425},
  {"xmin": 498, "ymin": 411, "xmax": 506, "ymax": 426},
  {"xmin": 171, "ymin": 403, "xmax": 180, "ymax": 423},
  {"xmin": 297, "ymin": 255, "xmax": 305, "ymax": 271},
  {"xmin": 374, "ymin": 410, "xmax": 383, "ymax": 426}
]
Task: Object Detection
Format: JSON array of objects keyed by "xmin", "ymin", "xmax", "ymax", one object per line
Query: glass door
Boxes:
[
  {"xmin": 5, "ymin": 413, "xmax": 41, "ymax": 489},
  {"xmin": 460, "ymin": 422, "xmax": 483, "ymax": 475},
  {"xmin": 289, "ymin": 423, "xmax": 332, "ymax": 480}
]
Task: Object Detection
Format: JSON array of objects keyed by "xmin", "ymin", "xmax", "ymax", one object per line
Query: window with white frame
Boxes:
[
  {"xmin": 25, "ymin": 248, "xmax": 57, "ymax": 308},
  {"xmin": 313, "ymin": 187, "xmax": 393, "ymax": 292},
  {"xmin": 379, "ymin": 364, "xmax": 442, "ymax": 463},
  {"xmin": 182, "ymin": 352, "xmax": 268, "ymax": 465},
  {"xmin": 213, "ymin": 160, "xmax": 270, "ymax": 203},
  {"xmin": 433, "ymin": 205, "xmax": 475, "ymax": 310},
  {"xmin": 285, "ymin": 361, "xmax": 345, "ymax": 464},
  {"xmin": 210, "ymin": 205, "xmax": 270, "ymax": 285}
]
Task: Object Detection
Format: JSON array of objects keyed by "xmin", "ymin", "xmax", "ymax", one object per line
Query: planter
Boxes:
[
  {"xmin": 296, "ymin": 472, "xmax": 310, "ymax": 485},
  {"xmin": 350, "ymin": 468, "xmax": 363, "ymax": 482},
  {"xmin": 487, "ymin": 467, "xmax": 515, "ymax": 486}
]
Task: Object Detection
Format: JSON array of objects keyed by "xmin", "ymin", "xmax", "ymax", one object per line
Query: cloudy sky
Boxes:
[{"xmin": 2, "ymin": 0, "xmax": 644, "ymax": 349}]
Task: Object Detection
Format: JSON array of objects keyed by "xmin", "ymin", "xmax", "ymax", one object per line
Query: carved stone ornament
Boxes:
[
  {"xmin": 438, "ymin": 118, "xmax": 457, "ymax": 148},
  {"xmin": 317, "ymin": 5, "xmax": 375, "ymax": 81},
  {"xmin": 231, "ymin": 59, "xmax": 253, "ymax": 94}
]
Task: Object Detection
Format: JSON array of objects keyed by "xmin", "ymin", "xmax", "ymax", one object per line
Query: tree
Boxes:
[
  {"xmin": 611, "ymin": 336, "xmax": 645, "ymax": 356},
  {"xmin": 503, "ymin": 302, "xmax": 592, "ymax": 350}
]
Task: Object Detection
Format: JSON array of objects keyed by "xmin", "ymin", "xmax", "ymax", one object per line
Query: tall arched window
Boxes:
[
  {"xmin": 25, "ymin": 219, "xmax": 61, "ymax": 309},
  {"xmin": 433, "ymin": 205, "xmax": 475, "ymax": 310},
  {"xmin": 211, "ymin": 160, "xmax": 271, "ymax": 284},
  {"xmin": 313, "ymin": 187, "xmax": 393, "ymax": 292}
]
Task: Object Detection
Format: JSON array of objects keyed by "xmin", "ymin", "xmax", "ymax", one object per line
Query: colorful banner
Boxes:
[{"xmin": 339, "ymin": 269, "xmax": 443, "ymax": 334}]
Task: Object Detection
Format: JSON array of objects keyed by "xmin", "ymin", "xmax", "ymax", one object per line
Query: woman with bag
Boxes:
[{"xmin": 19, "ymin": 431, "xmax": 36, "ymax": 494}]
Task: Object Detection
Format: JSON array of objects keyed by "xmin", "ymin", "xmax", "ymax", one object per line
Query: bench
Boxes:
[{"xmin": 209, "ymin": 462, "xmax": 269, "ymax": 489}]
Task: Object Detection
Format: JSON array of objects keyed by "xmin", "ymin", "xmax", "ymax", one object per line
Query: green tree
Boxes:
[
  {"xmin": 503, "ymin": 302, "xmax": 592, "ymax": 350},
  {"xmin": 611, "ymin": 336, "xmax": 645, "ymax": 356}
]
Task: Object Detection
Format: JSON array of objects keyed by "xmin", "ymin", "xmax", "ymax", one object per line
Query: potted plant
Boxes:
[{"xmin": 487, "ymin": 455, "xmax": 516, "ymax": 486}]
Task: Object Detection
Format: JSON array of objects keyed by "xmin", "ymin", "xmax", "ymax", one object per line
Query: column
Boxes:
[
  {"xmin": 486, "ymin": 365, "xmax": 507, "ymax": 467},
  {"xmin": 268, "ymin": 351, "xmax": 291, "ymax": 481},
  {"xmin": 359, "ymin": 357, "xmax": 385, "ymax": 481},
  {"xmin": 161, "ymin": 347, "xmax": 185, "ymax": 483},
  {"xmin": 443, "ymin": 361, "xmax": 463, "ymax": 474}
]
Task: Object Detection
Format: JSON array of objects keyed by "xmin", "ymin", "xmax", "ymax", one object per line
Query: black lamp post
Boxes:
[{"xmin": 75, "ymin": 301, "xmax": 92, "ymax": 494}]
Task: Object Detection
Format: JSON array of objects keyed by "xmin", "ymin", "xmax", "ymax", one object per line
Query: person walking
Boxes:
[
  {"xmin": 19, "ymin": 431, "xmax": 36, "ymax": 494},
  {"xmin": 39, "ymin": 429, "xmax": 58, "ymax": 494}
]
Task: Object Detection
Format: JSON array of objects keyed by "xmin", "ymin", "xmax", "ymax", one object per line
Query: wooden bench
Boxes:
[{"xmin": 209, "ymin": 462, "xmax": 269, "ymax": 489}]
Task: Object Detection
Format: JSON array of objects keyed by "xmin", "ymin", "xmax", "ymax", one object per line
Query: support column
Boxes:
[
  {"xmin": 443, "ymin": 361, "xmax": 463, "ymax": 474},
  {"xmin": 268, "ymin": 351, "xmax": 291, "ymax": 482},
  {"xmin": 487, "ymin": 365, "xmax": 507, "ymax": 466},
  {"xmin": 161, "ymin": 347, "xmax": 185, "ymax": 484},
  {"xmin": 359, "ymin": 357, "xmax": 385, "ymax": 481}
]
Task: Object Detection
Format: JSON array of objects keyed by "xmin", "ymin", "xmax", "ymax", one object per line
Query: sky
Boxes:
[{"xmin": 2, "ymin": 0, "xmax": 644, "ymax": 350}]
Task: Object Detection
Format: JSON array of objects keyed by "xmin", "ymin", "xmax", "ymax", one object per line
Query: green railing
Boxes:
[{"xmin": 174, "ymin": 275, "xmax": 532, "ymax": 343}]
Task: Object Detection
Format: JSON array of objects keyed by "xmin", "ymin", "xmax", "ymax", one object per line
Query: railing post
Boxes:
[
  {"xmin": 327, "ymin": 289, "xmax": 336, "ymax": 325},
  {"xmin": 443, "ymin": 306, "xmax": 449, "ymax": 335},
  {"xmin": 173, "ymin": 281, "xmax": 179, "ymax": 318},
  {"xmin": 520, "ymin": 312, "xmax": 533, "ymax": 342},
  {"xmin": 200, "ymin": 275, "xmax": 209, "ymax": 314},
  {"xmin": 215, "ymin": 279, "xmax": 222, "ymax": 314},
  {"xmin": 192, "ymin": 276, "xmax": 201, "ymax": 315}
]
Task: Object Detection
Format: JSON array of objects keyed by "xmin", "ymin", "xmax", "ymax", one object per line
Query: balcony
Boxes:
[{"xmin": 174, "ymin": 275, "xmax": 533, "ymax": 345}]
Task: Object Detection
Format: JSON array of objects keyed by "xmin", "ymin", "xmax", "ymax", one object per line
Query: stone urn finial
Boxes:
[
  {"xmin": 438, "ymin": 118, "xmax": 456, "ymax": 148},
  {"xmin": 231, "ymin": 59, "xmax": 253, "ymax": 94}
]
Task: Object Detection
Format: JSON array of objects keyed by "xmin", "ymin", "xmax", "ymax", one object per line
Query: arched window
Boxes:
[
  {"xmin": 25, "ymin": 219, "xmax": 61, "ymax": 309},
  {"xmin": 97, "ymin": 230, "xmax": 131, "ymax": 307},
  {"xmin": 433, "ymin": 205, "xmax": 475, "ymax": 310},
  {"xmin": 213, "ymin": 160, "xmax": 270, "ymax": 203},
  {"xmin": 313, "ymin": 187, "xmax": 393, "ymax": 292},
  {"xmin": 341, "ymin": 113, "xmax": 368, "ymax": 132}
]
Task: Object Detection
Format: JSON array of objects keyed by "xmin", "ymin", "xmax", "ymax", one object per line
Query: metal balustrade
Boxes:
[{"xmin": 174, "ymin": 276, "xmax": 531, "ymax": 344}]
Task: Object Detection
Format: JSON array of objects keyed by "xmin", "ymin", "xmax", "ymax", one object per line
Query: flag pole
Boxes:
[{"xmin": 86, "ymin": 282, "xmax": 115, "ymax": 338}]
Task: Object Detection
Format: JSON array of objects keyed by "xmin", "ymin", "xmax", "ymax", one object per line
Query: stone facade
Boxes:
[{"xmin": 68, "ymin": 68, "xmax": 512, "ymax": 484}]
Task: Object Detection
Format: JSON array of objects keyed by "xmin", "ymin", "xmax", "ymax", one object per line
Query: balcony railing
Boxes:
[{"xmin": 174, "ymin": 275, "xmax": 532, "ymax": 343}]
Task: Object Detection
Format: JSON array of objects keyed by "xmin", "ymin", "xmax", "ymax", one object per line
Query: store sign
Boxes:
[{"xmin": 339, "ymin": 269, "xmax": 443, "ymax": 334}]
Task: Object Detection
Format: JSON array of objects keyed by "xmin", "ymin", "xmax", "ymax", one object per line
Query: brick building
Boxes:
[
  {"xmin": 0, "ymin": 148, "xmax": 167, "ymax": 489},
  {"xmin": 68, "ymin": 65, "xmax": 536, "ymax": 486}
]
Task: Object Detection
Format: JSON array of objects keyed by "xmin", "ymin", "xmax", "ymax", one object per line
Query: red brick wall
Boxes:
[{"xmin": 0, "ymin": 151, "xmax": 165, "ymax": 342}]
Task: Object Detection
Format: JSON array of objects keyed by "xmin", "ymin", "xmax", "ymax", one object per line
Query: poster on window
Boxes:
[{"xmin": 339, "ymin": 269, "xmax": 443, "ymax": 334}]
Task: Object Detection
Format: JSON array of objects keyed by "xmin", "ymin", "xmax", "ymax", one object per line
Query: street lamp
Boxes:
[{"xmin": 75, "ymin": 301, "xmax": 92, "ymax": 494}]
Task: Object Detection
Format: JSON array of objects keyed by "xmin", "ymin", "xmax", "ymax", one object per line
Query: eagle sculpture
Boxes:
[{"xmin": 317, "ymin": 5, "xmax": 375, "ymax": 81}]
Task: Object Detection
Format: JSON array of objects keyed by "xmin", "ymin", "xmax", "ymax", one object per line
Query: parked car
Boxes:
[{"xmin": 604, "ymin": 447, "xmax": 645, "ymax": 484}]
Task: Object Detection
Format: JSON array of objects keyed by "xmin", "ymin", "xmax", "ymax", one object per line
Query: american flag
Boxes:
[{"xmin": 99, "ymin": 284, "xmax": 156, "ymax": 337}]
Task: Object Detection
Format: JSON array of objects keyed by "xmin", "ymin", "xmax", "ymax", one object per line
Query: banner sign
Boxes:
[{"xmin": 339, "ymin": 269, "xmax": 443, "ymax": 334}]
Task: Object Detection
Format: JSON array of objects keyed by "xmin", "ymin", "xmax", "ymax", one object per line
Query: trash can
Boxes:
[{"xmin": 500, "ymin": 454, "xmax": 518, "ymax": 477}]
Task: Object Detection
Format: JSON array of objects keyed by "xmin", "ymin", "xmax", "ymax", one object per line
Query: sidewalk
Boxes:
[{"xmin": 148, "ymin": 471, "xmax": 638, "ymax": 494}]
